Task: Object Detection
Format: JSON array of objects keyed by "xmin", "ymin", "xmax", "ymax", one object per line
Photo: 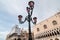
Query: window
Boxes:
[
  {"xmin": 47, "ymin": 34, "xmax": 49, "ymax": 37},
  {"xmin": 43, "ymin": 25, "xmax": 47, "ymax": 29},
  {"xmin": 52, "ymin": 20, "xmax": 57, "ymax": 25},
  {"xmin": 50, "ymin": 39, "xmax": 53, "ymax": 40},
  {"xmin": 23, "ymin": 38, "xmax": 25, "ymax": 40},
  {"xmin": 14, "ymin": 38, "xmax": 16, "ymax": 40},
  {"xmin": 37, "ymin": 28, "xmax": 39, "ymax": 31},
  {"xmin": 17, "ymin": 38, "xmax": 21, "ymax": 40},
  {"xmin": 54, "ymin": 31, "xmax": 57, "ymax": 35},
  {"xmin": 57, "ymin": 31, "xmax": 59, "ymax": 34},
  {"xmin": 55, "ymin": 38, "xmax": 59, "ymax": 40},
  {"xmin": 52, "ymin": 32, "xmax": 54, "ymax": 36},
  {"xmin": 50, "ymin": 33, "xmax": 52, "ymax": 36}
]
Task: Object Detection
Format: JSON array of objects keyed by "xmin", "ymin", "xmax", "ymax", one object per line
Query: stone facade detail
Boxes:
[
  {"xmin": 6, "ymin": 25, "xmax": 34, "ymax": 40},
  {"xmin": 33, "ymin": 12, "xmax": 60, "ymax": 40}
]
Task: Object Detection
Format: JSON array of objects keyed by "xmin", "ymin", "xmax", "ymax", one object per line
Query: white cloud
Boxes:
[
  {"xmin": 0, "ymin": 0, "xmax": 29, "ymax": 16},
  {"xmin": 0, "ymin": 31, "xmax": 9, "ymax": 40}
]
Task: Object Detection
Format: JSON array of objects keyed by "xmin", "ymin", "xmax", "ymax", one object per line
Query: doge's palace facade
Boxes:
[{"xmin": 33, "ymin": 12, "xmax": 60, "ymax": 40}]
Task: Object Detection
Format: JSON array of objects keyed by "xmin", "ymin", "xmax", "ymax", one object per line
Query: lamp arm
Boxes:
[
  {"xmin": 32, "ymin": 19, "xmax": 34, "ymax": 23},
  {"xmin": 19, "ymin": 17, "xmax": 27, "ymax": 24},
  {"xmin": 32, "ymin": 19, "xmax": 36, "ymax": 25}
]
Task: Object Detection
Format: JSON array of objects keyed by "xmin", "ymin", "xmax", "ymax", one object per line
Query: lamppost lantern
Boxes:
[
  {"xmin": 28, "ymin": 1, "xmax": 34, "ymax": 9},
  {"xmin": 33, "ymin": 17, "xmax": 37, "ymax": 24},
  {"xmin": 18, "ymin": 15, "xmax": 22, "ymax": 20},
  {"xmin": 33, "ymin": 17, "xmax": 37, "ymax": 20},
  {"xmin": 26, "ymin": 7, "xmax": 30, "ymax": 13}
]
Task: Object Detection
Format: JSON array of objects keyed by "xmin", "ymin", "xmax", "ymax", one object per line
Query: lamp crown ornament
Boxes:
[
  {"xmin": 28, "ymin": 1, "xmax": 34, "ymax": 7},
  {"xmin": 28, "ymin": 1, "xmax": 34, "ymax": 10}
]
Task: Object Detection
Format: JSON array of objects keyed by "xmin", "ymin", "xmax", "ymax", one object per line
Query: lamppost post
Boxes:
[
  {"xmin": 28, "ymin": 14, "xmax": 32, "ymax": 40},
  {"xmin": 18, "ymin": 1, "xmax": 37, "ymax": 40}
]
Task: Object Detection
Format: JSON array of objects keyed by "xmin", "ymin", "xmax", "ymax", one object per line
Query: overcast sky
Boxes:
[{"xmin": 0, "ymin": 0, "xmax": 60, "ymax": 40}]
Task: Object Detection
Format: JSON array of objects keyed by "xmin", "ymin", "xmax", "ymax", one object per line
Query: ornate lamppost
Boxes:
[{"xmin": 18, "ymin": 1, "xmax": 37, "ymax": 40}]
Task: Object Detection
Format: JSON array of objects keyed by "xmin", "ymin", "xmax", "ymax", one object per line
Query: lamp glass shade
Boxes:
[
  {"xmin": 18, "ymin": 15, "xmax": 22, "ymax": 20},
  {"xmin": 33, "ymin": 17, "xmax": 37, "ymax": 22},
  {"xmin": 26, "ymin": 7, "xmax": 30, "ymax": 13}
]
